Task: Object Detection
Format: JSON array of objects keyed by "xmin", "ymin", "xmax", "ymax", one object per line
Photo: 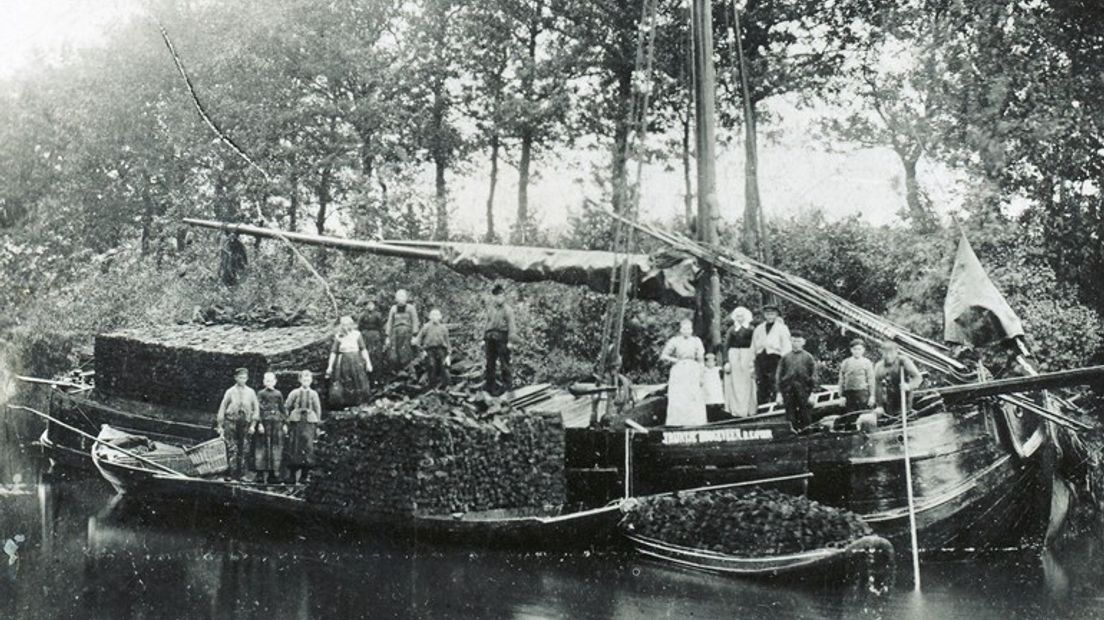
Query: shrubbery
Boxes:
[{"xmin": 1, "ymin": 208, "xmax": 1101, "ymax": 390}]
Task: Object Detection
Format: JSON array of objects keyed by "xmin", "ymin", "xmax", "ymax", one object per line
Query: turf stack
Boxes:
[
  {"xmin": 305, "ymin": 393, "xmax": 566, "ymax": 517},
  {"xmin": 621, "ymin": 488, "xmax": 873, "ymax": 556},
  {"xmin": 95, "ymin": 324, "xmax": 332, "ymax": 411}
]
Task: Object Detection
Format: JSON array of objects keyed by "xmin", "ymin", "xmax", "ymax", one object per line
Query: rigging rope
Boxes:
[
  {"xmin": 155, "ymin": 20, "xmax": 339, "ymax": 318},
  {"xmin": 596, "ymin": 0, "xmax": 662, "ymax": 380}
]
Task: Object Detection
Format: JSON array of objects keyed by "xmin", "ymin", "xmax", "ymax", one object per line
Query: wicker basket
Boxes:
[{"xmin": 186, "ymin": 438, "xmax": 229, "ymax": 476}]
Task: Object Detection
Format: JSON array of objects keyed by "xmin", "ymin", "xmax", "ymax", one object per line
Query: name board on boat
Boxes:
[{"xmin": 660, "ymin": 428, "xmax": 774, "ymax": 445}]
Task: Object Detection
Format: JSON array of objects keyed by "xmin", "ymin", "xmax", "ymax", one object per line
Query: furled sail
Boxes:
[{"xmin": 182, "ymin": 219, "xmax": 699, "ymax": 307}]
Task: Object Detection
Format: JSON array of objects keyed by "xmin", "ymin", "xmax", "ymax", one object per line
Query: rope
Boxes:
[
  {"xmin": 155, "ymin": 20, "xmax": 339, "ymax": 318},
  {"xmin": 596, "ymin": 0, "xmax": 662, "ymax": 379}
]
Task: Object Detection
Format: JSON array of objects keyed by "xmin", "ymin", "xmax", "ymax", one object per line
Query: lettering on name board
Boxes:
[{"xmin": 660, "ymin": 428, "xmax": 774, "ymax": 445}]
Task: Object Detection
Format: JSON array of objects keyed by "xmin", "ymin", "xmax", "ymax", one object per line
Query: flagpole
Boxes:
[{"xmin": 900, "ymin": 366, "xmax": 922, "ymax": 591}]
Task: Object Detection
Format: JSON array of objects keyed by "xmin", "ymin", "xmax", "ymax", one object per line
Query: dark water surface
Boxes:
[{"xmin": 2, "ymin": 429, "xmax": 1102, "ymax": 619}]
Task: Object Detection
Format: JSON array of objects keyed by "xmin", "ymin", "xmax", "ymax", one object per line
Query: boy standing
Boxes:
[
  {"xmin": 216, "ymin": 367, "xmax": 259, "ymax": 479},
  {"xmin": 414, "ymin": 308, "xmax": 452, "ymax": 390},
  {"xmin": 837, "ymin": 339, "xmax": 876, "ymax": 413},
  {"xmin": 752, "ymin": 304, "xmax": 793, "ymax": 404},
  {"xmin": 775, "ymin": 333, "xmax": 817, "ymax": 431}
]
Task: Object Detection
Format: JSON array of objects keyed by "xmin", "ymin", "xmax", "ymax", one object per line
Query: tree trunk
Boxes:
[
  {"xmin": 900, "ymin": 151, "xmax": 935, "ymax": 231},
  {"xmin": 431, "ymin": 80, "xmax": 449, "ymax": 241},
  {"xmin": 610, "ymin": 70, "xmax": 633, "ymax": 218},
  {"xmin": 315, "ymin": 166, "xmax": 332, "ymax": 235},
  {"xmin": 517, "ymin": 128, "xmax": 533, "ymax": 243},
  {"xmin": 681, "ymin": 113, "xmax": 694, "ymax": 233},
  {"xmin": 742, "ymin": 106, "xmax": 766, "ymax": 260},
  {"xmin": 486, "ymin": 134, "xmax": 499, "ymax": 242},
  {"xmin": 516, "ymin": 11, "xmax": 540, "ymax": 244}
]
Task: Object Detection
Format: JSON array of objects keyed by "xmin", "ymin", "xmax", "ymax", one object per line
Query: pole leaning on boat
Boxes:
[{"xmin": 900, "ymin": 367, "xmax": 922, "ymax": 591}]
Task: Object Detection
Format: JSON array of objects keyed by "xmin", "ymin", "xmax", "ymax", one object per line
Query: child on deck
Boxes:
[
  {"xmin": 413, "ymin": 308, "xmax": 451, "ymax": 390},
  {"xmin": 285, "ymin": 370, "xmax": 322, "ymax": 484},
  {"xmin": 252, "ymin": 372, "xmax": 286, "ymax": 484},
  {"xmin": 838, "ymin": 339, "xmax": 876, "ymax": 413},
  {"xmin": 703, "ymin": 353, "xmax": 727, "ymax": 422}
]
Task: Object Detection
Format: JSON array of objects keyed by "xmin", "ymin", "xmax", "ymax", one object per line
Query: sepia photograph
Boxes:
[{"xmin": 1, "ymin": 0, "xmax": 1102, "ymax": 618}]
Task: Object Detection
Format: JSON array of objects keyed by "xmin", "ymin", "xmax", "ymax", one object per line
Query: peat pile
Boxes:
[
  {"xmin": 305, "ymin": 391, "xmax": 566, "ymax": 517},
  {"xmin": 622, "ymin": 488, "xmax": 872, "ymax": 557},
  {"xmin": 95, "ymin": 324, "xmax": 332, "ymax": 410},
  {"xmin": 187, "ymin": 304, "xmax": 312, "ymax": 328}
]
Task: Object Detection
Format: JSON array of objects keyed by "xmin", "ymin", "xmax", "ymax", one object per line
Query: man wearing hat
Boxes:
[
  {"xmin": 838, "ymin": 338, "xmax": 876, "ymax": 412},
  {"xmin": 483, "ymin": 284, "xmax": 516, "ymax": 394},
  {"xmin": 216, "ymin": 367, "xmax": 260, "ymax": 479},
  {"xmin": 751, "ymin": 304, "xmax": 792, "ymax": 404}
]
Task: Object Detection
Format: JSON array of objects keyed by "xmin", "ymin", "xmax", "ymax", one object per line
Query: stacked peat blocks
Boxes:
[
  {"xmin": 621, "ymin": 488, "xmax": 873, "ymax": 556},
  {"xmin": 95, "ymin": 324, "xmax": 332, "ymax": 410},
  {"xmin": 306, "ymin": 393, "xmax": 566, "ymax": 516}
]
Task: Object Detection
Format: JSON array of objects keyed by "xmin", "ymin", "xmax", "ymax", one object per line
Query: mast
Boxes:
[{"xmin": 691, "ymin": 0, "xmax": 722, "ymax": 351}]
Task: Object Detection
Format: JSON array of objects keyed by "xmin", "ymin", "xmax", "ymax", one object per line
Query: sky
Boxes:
[{"xmin": 1, "ymin": 0, "xmax": 967, "ymax": 238}]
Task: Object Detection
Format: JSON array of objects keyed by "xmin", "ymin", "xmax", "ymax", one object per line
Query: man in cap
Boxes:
[
  {"xmin": 751, "ymin": 304, "xmax": 792, "ymax": 404},
  {"xmin": 483, "ymin": 284, "xmax": 516, "ymax": 394},
  {"xmin": 873, "ymin": 340, "xmax": 924, "ymax": 415},
  {"xmin": 775, "ymin": 331, "xmax": 817, "ymax": 431},
  {"xmin": 217, "ymin": 367, "xmax": 260, "ymax": 478}
]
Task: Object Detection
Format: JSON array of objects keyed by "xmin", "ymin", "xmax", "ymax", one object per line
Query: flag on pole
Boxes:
[{"xmin": 944, "ymin": 233, "xmax": 1025, "ymax": 347}]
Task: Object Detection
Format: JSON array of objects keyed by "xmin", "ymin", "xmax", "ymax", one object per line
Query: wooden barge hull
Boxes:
[
  {"xmin": 567, "ymin": 404, "xmax": 1056, "ymax": 554},
  {"xmin": 91, "ymin": 439, "xmax": 624, "ymax": 549}
]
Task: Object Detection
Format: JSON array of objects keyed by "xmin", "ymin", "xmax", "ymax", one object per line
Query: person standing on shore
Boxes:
[
  {"xmin": 775, "ymin": 332, "xmax": 817, "ymax": 431},
  {"xmin": 752, "ymin": 304, "xmax": 792, "ymax": 404},
  {"xmin": 285, "ymin": 370, "xmax": 322, "ymax": 484},
  {"xmin": 216, "ymin": 367, "xmax": 259, "ymax": 479},
  {"xmin": 483, "ymin": 284, "xmax": 516, "ymax": 394},
  {"xmin": 838, "ymin": 339, "xmax": 876, "ymax": 413},
  {"xmin": 252, "ymin": 371, "xmax": 286, "ymax": 484},
  {"xmin": 414, "ymin": 308, "xmax": 451, "ymax": 390},
  {"xmin": 723, "ymin": 306, "xmax": 757, "ymax": 417},
  {"xmin": 385, "ymin": 289, "xmax": 420, "ymax": 370}
]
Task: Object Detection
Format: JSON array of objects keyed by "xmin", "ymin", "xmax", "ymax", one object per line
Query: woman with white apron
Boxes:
[
  {"xmin": 723, "ymin": 306, "xmax": 758, "ymax": 417},
  {"xmin": 660, "ymin": 319, "xmax": 707, "ymax": 427}
]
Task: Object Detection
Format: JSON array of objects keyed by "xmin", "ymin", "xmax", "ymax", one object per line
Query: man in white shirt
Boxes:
[{"xmin": 751, "ymin": 304, "xmax": 792, "ymax": 404}]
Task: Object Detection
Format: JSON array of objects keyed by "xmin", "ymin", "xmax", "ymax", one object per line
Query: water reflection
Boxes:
[{"xmin": 2, "ymin": 423, "xmax": 1103, "ymax": 619}]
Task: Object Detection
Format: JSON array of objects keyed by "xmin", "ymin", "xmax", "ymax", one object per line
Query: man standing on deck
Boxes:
[
  {"xmin": 775, "ymin": 332, "xmax": 817, "ymax": 431},
  {"xmin": 385, "ymin": 289, "xmax": 421, "ymax": 370},
  {"xmin": 483, "ymin": 284, "xmax": 516, "ymax": 394},
  {"xmin": 874, "ymin": 340, "xmax": 924, "ymax": 414},
  {"xmin": 752, "ymin": 304, "xmax": 792, "ymax": 404},
  {"xmin": 217, "ymin": 367, "xmax": 259, "ymax": 479}
]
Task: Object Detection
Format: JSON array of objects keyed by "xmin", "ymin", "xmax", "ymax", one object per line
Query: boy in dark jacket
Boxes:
[{"xmin": 775, "ymin": 332, "xmax": 817, "ymax": 431}]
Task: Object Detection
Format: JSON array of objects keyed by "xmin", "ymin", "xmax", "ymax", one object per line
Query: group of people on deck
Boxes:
[
  {"xmin": 214, "ymin": 284, "xmax": 520, "ymax": 481},
  {"xmin": 216, "ymin": 368, "xmax": 322, "ymax": 482},
  {"xmin": 661, "ymin": 304, "xmax": 924, "ymax": 430}
]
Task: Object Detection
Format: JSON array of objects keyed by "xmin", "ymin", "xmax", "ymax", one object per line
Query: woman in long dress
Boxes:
[
  {"xmin": 660, "ymin": 319, "xmax": 707, "ymax": 427},
  {"xmin": 724, "ymin": 306, "xmax": 758, "ymax": 417},
  {"xmin": 326, "ymin": 316, "xmax": 373, "ymax": 408}
]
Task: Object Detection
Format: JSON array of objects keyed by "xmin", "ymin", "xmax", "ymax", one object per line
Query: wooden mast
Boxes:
[{"xmin": 691, "ymin": 0, "xmax": 722, "ymax": 351}]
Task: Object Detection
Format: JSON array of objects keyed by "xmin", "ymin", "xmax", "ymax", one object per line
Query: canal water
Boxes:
[{"xmin": 1, "ymin": 421, "xmax": 1102, "ymax": 619}]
